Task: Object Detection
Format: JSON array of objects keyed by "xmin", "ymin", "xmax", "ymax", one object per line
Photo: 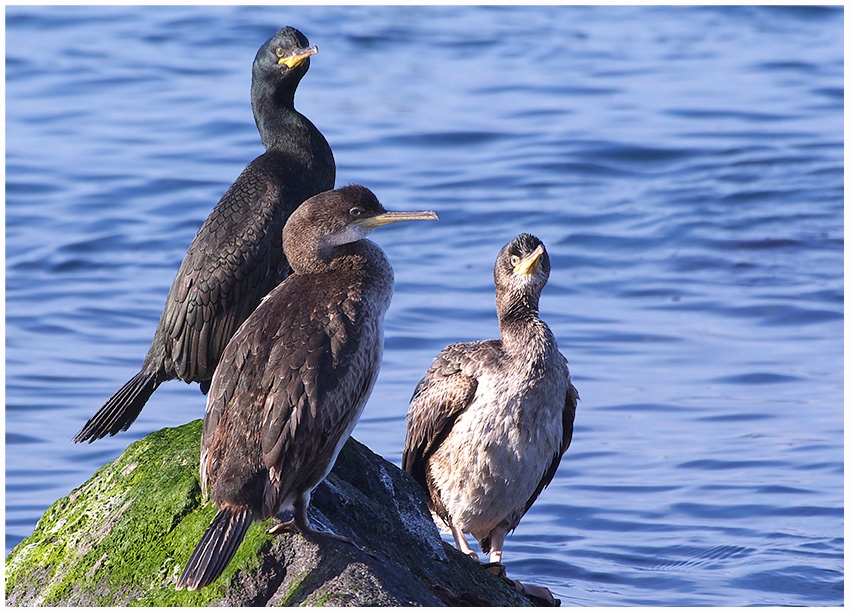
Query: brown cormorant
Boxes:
[
  {"xmin": 402, "ymin": 233, "xmax": 578, "ymax": 565},
  {"xmin": 175, "ymin": 185, "xmax": 437, "ymax": 590},
  {"xmin": 74, "ymin": 27, "xmax": 335, "ymax": 443}
]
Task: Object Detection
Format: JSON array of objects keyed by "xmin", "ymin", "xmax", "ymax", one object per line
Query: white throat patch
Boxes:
[{"xmin": 325, "ymin": 223, "xmax": 372, "ymax": 247}]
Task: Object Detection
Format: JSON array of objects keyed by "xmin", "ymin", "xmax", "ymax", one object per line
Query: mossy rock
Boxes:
[
  {"xmin": 6, "ymin": 421, "xmax": 538, "ymax": 606},
  {"xmin": 6, "ymin": 421, "xmax": 270, "ymax": 606}
]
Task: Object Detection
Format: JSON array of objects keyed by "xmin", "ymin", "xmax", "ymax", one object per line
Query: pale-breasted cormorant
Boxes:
[
  {"xmin": 74, "ymin": 27, "xmax": 335, "ymax": 443},
  {"xmin": 402, "ymin": 233, "xmax": 578, "ymax": 565},
  {"xmin": 175, "ymin": 185, "xmax": 438, "ymax": 590}
]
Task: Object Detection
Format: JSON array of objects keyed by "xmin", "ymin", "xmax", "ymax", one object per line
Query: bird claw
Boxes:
[
  {"xmin": 482, "ymin": 561, "xmax": 506, "ymax": 578},
  {"xmin": 267, "ymin": 519, "xmax": 295, "ymax": 535},
  {"xmin": 269, "ymin": 518, "xmax": 354, "ymax": 547}
]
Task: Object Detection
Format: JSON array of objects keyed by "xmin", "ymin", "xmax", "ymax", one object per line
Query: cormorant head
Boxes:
[
  {"xmin": 494, "ymin": 234, "xmax": 551, "ymax": 316},
  {"xmin": 252, "ymin": 26, "xmax": 316, "ymax": 95},
  {"xmin": 284, "ymin": 185, "xmax": 438, "ymax": 272},
  {"xmin": 251, "ymin": 27, "xmax": 316, "ymax": 148}
]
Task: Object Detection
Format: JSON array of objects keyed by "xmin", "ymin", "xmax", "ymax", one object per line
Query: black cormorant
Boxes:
[
  {"xmin": 74, "ymin": 27, "xmax": 335, "ymax": 443},
  {"xmin": 402, "ymin": 233, "xmax": 578, "ymax": 566},
  {"xmin": 175, "ymin": 185, "xmax": 437, "ymax": 590}
]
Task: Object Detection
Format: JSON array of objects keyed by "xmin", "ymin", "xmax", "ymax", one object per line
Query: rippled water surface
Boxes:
[{"xmin": 6, "ymin": 6, "xmax": 843, "ymax": 606}]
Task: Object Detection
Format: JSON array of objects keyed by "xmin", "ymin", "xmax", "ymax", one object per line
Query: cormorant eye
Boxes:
[
  {"xmin": 349, "ymin": 207, "xmax": 365, "ymax": 218},
  {"xmin": 276, "ymin": 48, "xmax": 285, "ymax": 57},
  {"xmin": 510, "ymin": 255, "xmax": 521, "ymax": 267}
]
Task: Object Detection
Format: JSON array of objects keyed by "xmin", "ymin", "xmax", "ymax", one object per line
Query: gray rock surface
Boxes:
[{"xmin": 6, "ymin": 420, "xmax": 549, "ymax": 606}]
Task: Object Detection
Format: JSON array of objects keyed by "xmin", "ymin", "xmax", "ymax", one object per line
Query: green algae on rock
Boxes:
[
  {"xmin": 6, "ymin": 421, "xmax": 540, "ymax": 606},
  {"xmin": 5, "ymin": 421, "xmax": 269, "ymax": 606}
]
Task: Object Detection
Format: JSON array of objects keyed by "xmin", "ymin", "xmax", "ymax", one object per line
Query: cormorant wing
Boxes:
[
  {"xmin": 259, "ymin": 301, "xmax": 364, "ymax": 485},
  {"xmin": 199, "ymin": 275, "xmax": 365, "ymax": 503},
  {"xmin": 402, "ymin": 341, "xmax": 500, "ymax": 488},
  {"xmin": 159, "ymin": 164, "xmax": 288, "ymax": 383}
]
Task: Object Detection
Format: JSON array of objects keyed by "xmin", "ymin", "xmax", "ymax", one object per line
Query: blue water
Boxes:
[{"xmin": 5, "ymin": 6, "xmax": 843, "ymax": 606}]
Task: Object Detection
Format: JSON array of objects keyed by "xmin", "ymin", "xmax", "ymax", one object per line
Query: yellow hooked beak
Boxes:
[
  {"xmin": 354, "ymin": 210, "xmax": 439, "ymax": 229},
  {"xmin": 278, "ymin": 45, "xmax": 318, "ymax": 68},
  {"xmin": 514, "ymin": 244, "xmax": 545, "ymax": 275}
]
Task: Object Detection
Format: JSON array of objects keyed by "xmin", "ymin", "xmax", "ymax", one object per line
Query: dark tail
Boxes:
[
  {"xmin": 479, "ymin": 536, "xmax": 491, "ymax": 554},
  {"xmin": 73, "ymin": 371, "xmax": 160, "ymax": 443},
  {"xmin": 176, "ymin": 506, "xmax": 255, "ymax": 591}
]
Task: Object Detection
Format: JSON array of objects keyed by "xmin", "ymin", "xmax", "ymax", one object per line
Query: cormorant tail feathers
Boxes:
[
  {"xmin": 176, "ymin": 506, "xmax": 254, "ymax": 591},
  {"xmin": 479, "ymin": 536, "xmax": 491, "ymax": 554},
  {"xmin": 73, "ymin": 371, "xmax": 160, "ymax": 443}
]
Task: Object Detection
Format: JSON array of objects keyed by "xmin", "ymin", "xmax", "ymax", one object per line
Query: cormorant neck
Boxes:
[
  {"xmin": 251, "ymin": 83, "xmax": 303, "ymax": 152},
  {"xmin": 285, "ymin": 236, "xmax": 335, "ymax": 275},
  {"xmin": 496, "ymin": 288, "xmax": 547, "ymax": 355},
  {"xmin": 285, "ymin": 225, "xmax": 375, "ymax": 276}
]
